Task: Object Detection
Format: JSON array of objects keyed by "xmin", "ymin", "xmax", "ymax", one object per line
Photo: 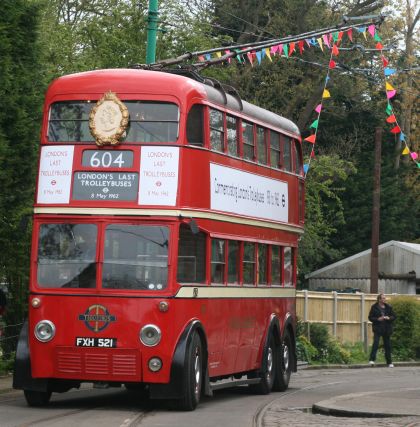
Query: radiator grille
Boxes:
[{"xmin": 55, "ymin": 347, "xmax": 140, "ymax": 379}]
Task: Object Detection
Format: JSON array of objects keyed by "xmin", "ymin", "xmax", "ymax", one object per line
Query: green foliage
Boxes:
[
  {"xmin": 0, "ymin": 352, "xmax": 15, "ymax": 376},
  {"xmin": 0, "ymin": 0, "xmax": 44, "ymax": 353},
  {"xmin": 390, "ymin": 297, "xmax": 420, "ymax": 360},
  {"xmin": 296, "ymin": 335, "xmax": 318, "ymax": 362}
]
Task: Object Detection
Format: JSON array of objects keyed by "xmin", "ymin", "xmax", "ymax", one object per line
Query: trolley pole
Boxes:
[
  {"xmin": 370, "ymin": 127, "xmax": 382, "ymax": 294},
  {"xmin": 146, "ymin": 0, "xmax": 158, "ymax": 64}
]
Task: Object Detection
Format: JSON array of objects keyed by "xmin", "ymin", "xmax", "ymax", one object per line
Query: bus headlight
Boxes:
[
  {"xmin": 34, "ymin": 320, "xmax": 56, "ymax": 342},
  {"xmin": 140, "ymin": 324, "xmax": 161, "ymax": 347}
]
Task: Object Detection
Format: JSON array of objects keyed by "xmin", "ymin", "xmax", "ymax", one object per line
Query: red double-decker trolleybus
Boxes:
[{"xmin": 14, "ymin": 69, "xmax": 304, "ymax": 410}]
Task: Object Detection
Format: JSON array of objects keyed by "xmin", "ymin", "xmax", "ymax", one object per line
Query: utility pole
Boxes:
[
  {"xmin": 370, "ymin": 127, "xmax": 382, "ymax": 294},
  {"xmin": 146, "ymin": 0, "xmax": 158, "ymax": 64}
]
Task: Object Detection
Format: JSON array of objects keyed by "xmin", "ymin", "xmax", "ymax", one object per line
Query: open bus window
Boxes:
[
  {"xmin": 258, "ymin": 244, "xmax": 268, "ymax": 285},
  {"xmin": 177, "ymin": 224, "xmax": 206, "ymax": 283},
  {"xmin": 186, "ymin": 104, "xmax": 204, "ymax": 146},
  {"xmin": 102, "ymin": 225, "xmax": 169, "ymax": 290},
  {"xmin": 211, "ymin": 239, "xmax": 225, "ymax": 284},
  {"xmin": 243, "ymin": 242, "xmax": 255, "ymax": 284},
  {"xmin": 37, "ymin": 223, "xmax": 97, "ymax": 288},
  {"xmin": 48, "ymin": 101, "xmax": 179, "ymax": 143},
  {"xmin": 283, "ymin": 136, "xmax": 292, "ymax": 172},
  {"xmin": 227, "ymin": 240, "xmax": 240, "ymax": 284},
  {"xmin": 271, "ymin": 246, "xmax": 282, "ymax": 286},
  {"xmin": 284, "ymin": 247, "xmax": 293, "ymax": 287},
  {"xmin": 226, "ymin": 115, "xmax": 238, "ymax": 157}
]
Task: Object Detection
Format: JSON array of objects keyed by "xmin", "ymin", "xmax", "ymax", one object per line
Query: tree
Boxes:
[{"xmin": 0, "ymin": 0, "xmax": 44, "ymax": 357}]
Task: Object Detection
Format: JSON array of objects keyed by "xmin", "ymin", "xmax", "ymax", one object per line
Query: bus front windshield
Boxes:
[{"xmin": 36, "ymin": 223, "xmax": 169, "ymax": 291}]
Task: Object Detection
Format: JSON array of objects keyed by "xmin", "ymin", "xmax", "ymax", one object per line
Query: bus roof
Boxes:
[{"xmin": 47, "ymin": 68, "xmax": 300, "ymax": 138}]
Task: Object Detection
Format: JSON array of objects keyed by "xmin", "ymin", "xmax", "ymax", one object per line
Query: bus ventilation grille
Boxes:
[{"xmin": 55, "ymin": 348, "xmax": 139, "ymax": 378}]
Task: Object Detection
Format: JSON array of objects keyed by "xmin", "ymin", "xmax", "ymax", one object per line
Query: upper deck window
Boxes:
[
  {"xmin": 270, "ymin": 131, "xmax": 281, "ymax": 168},
  {"xmin": 242, "ymin": 121, "xmax": 254, "ymax": 161},
  {"xmin": 256, "ymin": 126, "xmax": 267, "ymax": 165},
  {"xmin": 186, "ymin": 104, "xmax": 204, "ymax": 146},
  {"xmin": 283, "ymin": 136, "xmax": 292, "ymax": 172},
  {"xmin": 226, "ymin": 115, "xmax": 239, "ymax": 156},
  {"xmin": 209, "ymin": 109, "xmax": 224, "ymax": 152},
  {"xmin": 48, "ymin": 101, "xmax": 179, "ymax": 143}
]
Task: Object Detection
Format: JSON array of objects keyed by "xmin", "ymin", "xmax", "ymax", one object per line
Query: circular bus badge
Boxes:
[
  {"xmin": 89, "ymin": 91, "xmax": 129, "ymax": 146},
  {"xmin": 78, "ymin": 304, "xmax": 116, "ymax": 332}
]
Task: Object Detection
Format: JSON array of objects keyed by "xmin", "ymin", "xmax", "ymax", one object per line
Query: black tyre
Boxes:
[
  {"xmin": 178, "ymin": 332, "xmax": 203, "ymax": 411},
  {"xmin": 273, "ymin": 329, "xmax": 292, "ymax": 391},
  {"xmin": 250, "ymin": 334, "xmax": 276, "ymax": 395},
  {"xmin": 24, "ymin": 390, "xmax": 52, "ymax": 407}
]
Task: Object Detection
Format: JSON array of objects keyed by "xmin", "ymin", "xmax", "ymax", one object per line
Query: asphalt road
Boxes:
[{"xmin": 0, "ymin": 365, "xmax": 419, "ymax": 427}]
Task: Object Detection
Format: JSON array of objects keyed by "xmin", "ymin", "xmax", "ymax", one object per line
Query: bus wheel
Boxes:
[
  {"xmin": 250, "ymin": 334, "xmax": 276, "ymax": 395},
  {"xmin": 179, "ymin": 332, "xmax": 202, "ymax": 411},
  {"xmin": 24, "ymin": 390, "xmax": 52, "ymax": 407},
  {"xmin": 273, "ymin": 329, "xmax": 292, "ymax": 391}
]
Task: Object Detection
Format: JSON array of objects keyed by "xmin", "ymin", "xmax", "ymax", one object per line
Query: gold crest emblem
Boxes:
[{"xmin": 89, "ymin": 91, "xmax": 129, "ymax": 146}]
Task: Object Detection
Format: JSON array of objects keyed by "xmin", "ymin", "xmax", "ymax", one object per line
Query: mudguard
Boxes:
[
  {"xmin": 149, "ymin": 319, "xmax": 209, "ymax": 399},
  {"xmin": 283, "ymin": 314, "xmax": 297, "ymax": 372},
  {"xmin": 13, "ymin": 320, "xmax": 49, "ymax": 392}
]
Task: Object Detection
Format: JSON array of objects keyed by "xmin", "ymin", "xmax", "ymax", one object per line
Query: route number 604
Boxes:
[{"xmin": 82, "ymin": 150, "xmax": 134, "ymax": 168}]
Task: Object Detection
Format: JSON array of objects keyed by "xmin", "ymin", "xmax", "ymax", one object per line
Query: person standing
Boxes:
[{"xmin": 368, "ymin": 293, "xmax": 396, "ymax": 367}]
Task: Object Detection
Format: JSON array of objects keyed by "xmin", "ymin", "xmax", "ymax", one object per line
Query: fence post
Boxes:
[
  {"xmin": 360, "ymin": 293, "xmax": 365, "ymax": 342},
  {"xmin": 303, "ymin": 290, "xmax": 309, "ymax": 339},
  {"xmin": 332, "ymin": 291, "xmax": 337, "ymax": 337},
  {"xmin": 364, "ymin": 321, "xmax": 369, "ymax": 353}
]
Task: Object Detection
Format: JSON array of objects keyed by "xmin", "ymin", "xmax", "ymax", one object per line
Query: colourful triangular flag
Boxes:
[
  {"xmin": 298, "ymin": 40, "xmax": 304, "ymax": 55},
  {"xmin": 332, "ymin": 44, "xmax": 339, "ymax": 56},
  {"xmin": 304, "ymin": 134, "xmax": 316, "ymax": 144},
  {"xmin": 303, "ymin": 164, "xmax": 309, "ymax": 174},
  {"xmin": 385, "ymin": 82, "xmax": 394, "ymax": 91},
  {"xmin": 387, "ymin": 90, "xmax": 396, "ymax": 99},
  {"xmin": 255, "ymin": 51, "xmax": 262, "ymax": 64},
  {"xmin": 347, "ymin": 28, "xmax": 353, "ymax": 41},
  {"xmin": 315, "ymin": 104, "xmax": 322, "ymax": 113},
  {"xmin": 283, "ymin": 44, "xmax": 289, "ymax": 57},
  {"xmin": 215, "ymin": 51, "xmax": 222, "ymax": 58},
  {"xmin": 374, "ymin": 33, "xmax": 382, "ymax": 42},
  {"xmin": 384, "ymin": 68, "xmax": 396, "ymax": 76},
  {"xmin": 265, "ymin": 48, "xmax": 272, "ymax": 61},
  {"xmin": 376, "ymin": 42, "xmax": 383, "ymax": 50},
  {"xmin": 322, "ymin": 34, "xmax": 330, "ymax": 48},
  {"xmin": 329, "ymin": 60, "xmax": 336, "ymax": 69},
  {"xmin": 390, "ymin": 125, "xmax": 401, "ymax": 134},
  {"xmin": 317, "ymin": 38, "xmax": 324, "ymax": 51},
  {"xmin": 402, "ymin": 147, "xmax": 410, "ymax": 155},
  {"xmin": 400, "ymin": 132, "xmax": 406, "ymax": 141},
  {"xmin": 289, "ymin": 42, "xmax": 295, "ymax": 55},
  {"xmin": 386, "ymin": 103, "xmax": 393, "ymax": 115},
  {"xmin": 310, "ymin": 119, "xmax": 319, "ymax": 129},
  {"xmin": 410, "ymin": 152, "xmax": 418, "ymax": 160},
  {"xmin": 368, "ymin": 24, "xmax": 376, "ymax": 37},
  {"xmin": 271, "ymin": 45, "xmax": 278, "ymax": 54},
  {"xmin": 322, "ymin": 89, "xmax": 331, "ymax": 98},
  {"xmin": 382, "ymin": 56, "xmax": 389, "ymax": 67},
  {"xmin": 310, "ymin": 150, "xmax": 315, "ymax": 158},
  {"xmin": 386, "ymin": 114, "xmax": 396, "ymax": 123}
]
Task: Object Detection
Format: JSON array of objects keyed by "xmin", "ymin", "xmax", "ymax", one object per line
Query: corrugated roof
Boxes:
[{"xmin": 306, "ymin": 240, "xmax": 420, "ymax": 278}]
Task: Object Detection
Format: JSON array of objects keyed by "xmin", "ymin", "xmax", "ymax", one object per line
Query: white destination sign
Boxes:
[
  {"xmin": 37, "ymin": 146, "xmax": 74, "ymax": 204},
  {"xmin": 210, "ymin": 163, "xmax": 289, "ymax": 222},
  {"xmin": 138, "ymin": 146, "xmax": 179, "ymax": 206}
]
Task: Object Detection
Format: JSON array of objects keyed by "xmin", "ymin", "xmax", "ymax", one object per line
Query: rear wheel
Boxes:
[
  {"xmin": 273, "ymin": 329, "xmax": 292, "ymax": 391},
  {"xmin": 24, "ymin": 390, "xmax": 52, "ymax": 407},
  {"xmin": 178, "ymin": 332, "xmax": 203, "ymax": 411},
  {"xmin": 250, "ymin": 334, "xmax": 276, "ymax": 395}
]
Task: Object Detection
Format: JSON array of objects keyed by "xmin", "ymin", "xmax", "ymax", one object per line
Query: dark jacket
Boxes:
[{"xmin": 368, "ymin": 302, "xmax": 396, "ymax": 336}]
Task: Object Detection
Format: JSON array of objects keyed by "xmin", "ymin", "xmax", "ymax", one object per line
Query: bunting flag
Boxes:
[
  {"xmin": 289, "ymin": 42, "xmax": 296, "ymax": 55},
  {"xmin": 265, "ymin": 48, "xmax": 272, "ymax": 61},
  {"xmin": 386, "ymin": 114, "xmax": 396, "ymax": 124},
  {"xmin": 215, "ymin": 51, "xmax": 222, "ymax": 58},
  {"xmin": 317, "ymin": 38, "xmax": 324, "ymax": 51},
  {"xmin": 347, "ymin": 28, "xmax": 353, "ymax": 41},
  {"xmin": 322, "ymin": 89, "xmax": 331, "ymax": 98},
  {"xmin": 329, "ymin": 59, "xmax": 336, "ymax": 69},
  {"xmin": 304, "ymin": 134, "xmax": 316, "ymax": 144},
  {"xmin": 298, "ymin": 40, "xmax": 305, "ymax": 54},
  {"xmin": 332, "ymin": 44, "xmax": 339, "ymax": 56},
  {"xmin": 315, "ymin": 104, "xmax": 322, "ymax": 113},
  {"xmin": 310, "ymin": 119, "xmax": 319, "ymax": 129}
]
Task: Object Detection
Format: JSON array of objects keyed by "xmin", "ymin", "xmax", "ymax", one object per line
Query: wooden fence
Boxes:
[{"xmin": 296, "ymin": 290, "xmax": 420, "ymax": 347}]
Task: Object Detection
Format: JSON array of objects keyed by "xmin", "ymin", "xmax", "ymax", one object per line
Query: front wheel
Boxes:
[
  {"xmin": 273, "ymin": 329, "xmax": 292, "ymax": 391},
  {"xmin": 24, "ymin": 390, "xmax": 52, "ymax": 407},
  {"xmin": 178, "ymin": 332, "xmax": 203, "ymax": 411}
]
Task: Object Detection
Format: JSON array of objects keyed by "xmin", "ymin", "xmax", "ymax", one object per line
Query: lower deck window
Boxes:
[
  {"xmin": 211, "ymin": 239, "xmax": 225, "ymax": 283},
  {"xmin": 37, "ymin": 223, "xmax": 97, "ymax": 288},
  {"xmin": 177, "ymin": 224, "xmax": 206, "ymax": 283},
  {"xmin": 103, "ymin": 225, "xmax": 169, "ymax": 290}
]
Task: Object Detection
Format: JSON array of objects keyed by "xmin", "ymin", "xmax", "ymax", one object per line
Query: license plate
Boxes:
[{"xmin": 75, "ymin": 337, "xmax": 117, "ymax": 348}]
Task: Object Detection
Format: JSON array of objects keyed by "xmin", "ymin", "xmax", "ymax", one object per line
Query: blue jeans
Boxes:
[{"xmin": 369, "ymin": 332, "xmax": 392, "ymax": 364}]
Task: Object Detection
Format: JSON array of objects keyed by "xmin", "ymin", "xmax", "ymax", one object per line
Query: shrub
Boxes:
[
  {"xmin": 390, "ymin": 296, "xmax": 420, "ymax": 360},
  {"xmin": 296, "ymin": 335, "xmax": 318, "ymax": 362}
]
